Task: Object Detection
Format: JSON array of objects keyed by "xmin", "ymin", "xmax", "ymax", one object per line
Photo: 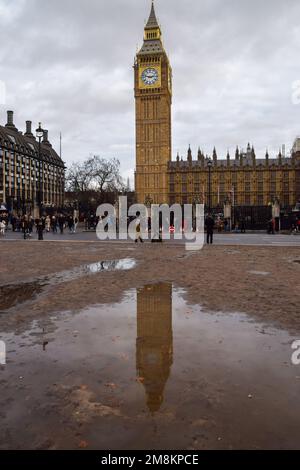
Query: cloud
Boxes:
[{"xmin": 1, "ymin": 0, "xmax": 299, "ymax": 185}]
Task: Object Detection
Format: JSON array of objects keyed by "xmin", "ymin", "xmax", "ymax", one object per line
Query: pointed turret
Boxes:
[
  {"xmin": 213, "ymin": 147, "xmax": 217, "ymax": 164},
  {"xmin": 187, "ymin": 145, "xmax": 192, "ymax": 164},
  {"xmin": 265, "ymin": 149, "xmax": 269, "ymax": 166},
  {"xmin": 137, "ymin": 2, "xmax": 166, "ymax": 57},
  {"xmin": 197, "ymin": 147, "xmax": 201, "ymax": 161},
  {"xmin": 240, "ymin": 150, "xmax": 243, "ymax": 166},
  {"xmin": 227, "ymin": 150, "xmax": 230, "ymax": 166},
  {"xmin": 251, "ymin": 145, "xmax": 256, "ymax": 165},
  {"xmin": 235, "ymin": 146, "xmax": 239, "ymax": 160},
  {"xmin": 144, "ymin": 1, "xmax": 162, "ymax": 41},
  {"xmin": 145, "ymin": 2, "xmax": 160, "ymax": 29}
]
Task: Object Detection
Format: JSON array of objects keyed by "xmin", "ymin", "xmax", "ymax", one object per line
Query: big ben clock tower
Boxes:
[{"xmin": 134, "ymin": 1, "xmax": 172, "ymax": 204}]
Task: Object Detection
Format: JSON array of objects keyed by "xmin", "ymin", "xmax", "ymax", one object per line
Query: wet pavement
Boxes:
[
  {"xmin": 0, "ymin": 258, "xmax": 136, "ymax": 313},
  {"xmin": 1, "ymin": 282, "xmax": 300, "ymax": 449}
]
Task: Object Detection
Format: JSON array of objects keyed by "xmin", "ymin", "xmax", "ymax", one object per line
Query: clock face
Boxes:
[{"xmin": 141, "ymin": 67, "xmax": 159, "ymax": 86}]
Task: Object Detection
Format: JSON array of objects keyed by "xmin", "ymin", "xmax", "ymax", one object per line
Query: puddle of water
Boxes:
[
  {"xmin": 47, "ymin": 258, "xmax": 136, "ymax": 284},
  {"xmin": 0, "ymin": 258, "xmax": 136, "ymax": 313},
  {"xmin": 248, "ymin": 270, "xmax": 270, "ymax": 276},
  {"xmin": 1, "ymin": 283, "xmax": 300, "ymax": 449}
]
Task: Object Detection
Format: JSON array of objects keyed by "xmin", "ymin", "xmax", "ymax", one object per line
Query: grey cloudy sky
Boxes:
[{"xmin": 1, "ymin": 0, "xmax": 300, "ymax": 185}]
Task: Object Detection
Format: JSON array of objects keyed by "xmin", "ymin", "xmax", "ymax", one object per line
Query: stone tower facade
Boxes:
[
  {"xmin": 134, "ymin": 3, "xmax": 300, "ymax": 214},
  {"xmin": 134, "ymin": 2, "xmax": 172, "ymax": 204}
]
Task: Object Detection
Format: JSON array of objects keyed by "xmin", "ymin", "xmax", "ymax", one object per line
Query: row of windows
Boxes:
[
  {"xmin": 139, "ymin": 56, "xmax": 160, "ymax": 64},
  {"xmin": 0, "ymin": 152, "xmax": 64, "ymax": 175},
  {"xmin": 2, "ymin": 163, "xmax": 63, "ymax": 175},
  {"xmin": 146, "ymin": 32, "xmax": 158, "ymax": 39},
  {"xmin": 170, "ymin": 183, "xmax": 292, "ymax": 193},
  {"xmin": 170, "ymin": 194, "xmax": 292, "ymax": 206},
  {"xmin": 169, "ymin": 173, "xmax": 293, "ymax": 184}
]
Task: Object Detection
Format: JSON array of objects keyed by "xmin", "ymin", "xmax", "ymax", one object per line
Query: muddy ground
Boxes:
[
  {"xmin": 0, "ymin": 241, "xmax": 300, "ymax": 450},
  {"xmin": 0, "ymin": 241, "xmax": 299, "ymax": 333}
]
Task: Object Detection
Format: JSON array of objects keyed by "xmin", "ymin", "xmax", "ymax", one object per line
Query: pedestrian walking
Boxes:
[
  {"xmin": 68, "ymin": 215, "xmax": 74, "ymax": 233},
  {"xmin": 51, "ymin": 215, "xmax": 57, "ymax": 233},
  {"xmin": 135, "ymin": 215, "xmax": 144, "ymax": 243},
  {"xmin": 45, "ymin": 215, "xmax": 51, "ymax": 232},
  {"xmin": 11, "ymin": 216, "xmax": 16, "ymax": 232},
  {"xmin": 37, "ymin": 219, "xmax": 44, "ymax": 241},
  {"xmin": 205, "ymin": 213, "xmax": 215, "ymax": 244},
  {"xmin": 73, "ymin": 216, "xmax": 78, "ymax": 233},
  {"xmin": 21, "ymin": 216, "xmax": 30, "ymax": 240},
  {"xmin": 240, "ymin": 218, "xmax": 246, "ymax": 234},
  {"xmin": 58, "ymin": 214, "xmax": 65, "ymax": 234}
]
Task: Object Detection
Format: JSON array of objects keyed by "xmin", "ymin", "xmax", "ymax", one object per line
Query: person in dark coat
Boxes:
[
  {"xmin": 51, "ymin": 215, "xmax": 57, "ymax": 233},
  {"xmin": 68, "ymin": 216, "xmax": 74, "ymax": 233},
  {"xmin": 205, "ymin": 214, "xmax": 215, "ymax": 244},
  {"xmin": 58, "ymin": 214, "xmax": 65, "ymax": 234},
  {"xmin": 240, "ymin": 217, "xmax": 246, "ymax": 234},
  {"xmin": 21, "ymin": 216, "xmax": 29, "ymax": 240},
  {"xmin": 37, "ymin": 219, "xmax": 44, "ymax": 241}
]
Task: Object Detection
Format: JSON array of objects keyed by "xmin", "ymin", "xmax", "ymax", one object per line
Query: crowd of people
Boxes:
[
  {"xmin": 0, "ymin": 210, "xmax": 300, "ymax": 241},
  {"xmin": 0, "ymin": 213, "xmax": 79, "ymax": 239}
]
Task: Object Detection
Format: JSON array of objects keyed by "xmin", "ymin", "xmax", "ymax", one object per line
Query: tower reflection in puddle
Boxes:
[{"xmin": 136, "ymin": 283, "xmax": 173, "ymax": 413}]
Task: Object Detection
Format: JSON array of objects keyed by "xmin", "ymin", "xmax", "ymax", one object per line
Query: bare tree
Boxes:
[
  {"xmin": 86, "ymin": 156, "xmax": 123, "ymax": 195},
  {"xmin": 65, "ymin": 156, "xmax": 125, "ymax": 206},
  {"xmin": 65, "ymin": 161, "xmax": 93, "ymax": 193}
]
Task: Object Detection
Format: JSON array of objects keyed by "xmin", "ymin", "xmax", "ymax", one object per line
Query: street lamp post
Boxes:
[
  {"xmin": 207, "ymin": 158, "xmax": 213, "ymax": 213},
  {"xmin": 36, "ymin": 123, "xmax": 44, "ymax": 218},
  {"xmin": 145, "ymin": 195, "xmax": 153, "ymax": 233},
  {"xmin": 193, "ymin": 195, "xmax": 201, "ymax": 232},
  {"xmin": 145, "ymin": 195, "xmax": 153, "ymax": 208}
]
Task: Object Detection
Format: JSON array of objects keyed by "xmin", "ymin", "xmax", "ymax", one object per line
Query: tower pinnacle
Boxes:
[
  {"xmin": 143, "ymin": 1, "xmax": 161, "ymax": 41},
  {"xmin": 145, "ymin": 1, "xmax": 159, "ymax": 29}
]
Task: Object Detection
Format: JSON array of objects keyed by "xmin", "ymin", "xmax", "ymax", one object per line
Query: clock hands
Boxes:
[{"xmin": 142, "ymin": 68, "xmax": 158, "ymax": 85}]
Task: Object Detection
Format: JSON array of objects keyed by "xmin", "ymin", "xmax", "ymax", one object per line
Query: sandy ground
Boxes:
[{"xmin": 1, "ymin": 241, "xmax": 300, "ymax": 450}]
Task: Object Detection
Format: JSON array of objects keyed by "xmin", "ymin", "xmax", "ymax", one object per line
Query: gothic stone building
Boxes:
[
  {"xmin": 169, "ymin": 142, "xmax": 300, "ymax": 208},
  {"xmin": 135, "ymin": 3, "xmax": 300, "ymax": 209},
  {"xmin": 0, "ymin": 110, "xmax": 65, "ymax": 214}
]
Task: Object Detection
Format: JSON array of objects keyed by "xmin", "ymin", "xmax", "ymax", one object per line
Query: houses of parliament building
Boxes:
[{"xmin": 134, "ymin": 3, "xmax": 300, "ymax": 210}]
